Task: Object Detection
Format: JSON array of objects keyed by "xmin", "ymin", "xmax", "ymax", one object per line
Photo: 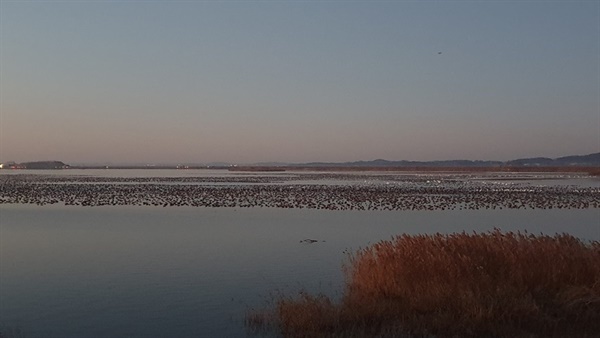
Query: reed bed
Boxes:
[{"xmin": 247, "ymin": 230, "xmax": 600, "ymax": 337}]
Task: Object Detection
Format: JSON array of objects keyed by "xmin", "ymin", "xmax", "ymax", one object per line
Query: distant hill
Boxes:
[
  {"xmin": 299, "ymin": 153, "xmax": 599, "ymax": 168},
  {"xmin": 4, "ymin": 153, "xmax": 598, "ymax": 169},
  {"xmin": 506, "ymin": 153, "xmax": 600, "ymax": 167},
  {"xmin": 21, "ymin": 161, "xmax": 69, "ymax": 169}
]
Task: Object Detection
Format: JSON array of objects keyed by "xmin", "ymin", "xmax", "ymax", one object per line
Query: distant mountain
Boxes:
[
  {"xmin": 21, "ymin": 161, "xmax": 69, "ymax": 169},
  {"xmin": 4, "ymin": 153, "xmax": 598, "ymax": 170},
  {"xmin": 506, "ymin": 153, "xmax": 600, "ymax": 167},
  {"xmin": 556, "ymin": 153, "xmax": 600, "ymax": 165},
  {"xmin": 300, "ymin": 153, "xmax": 600, "ymax": 168},
  {"xmin": 504, "ymin": 157, "xmax": 555, "ymax": 166}
]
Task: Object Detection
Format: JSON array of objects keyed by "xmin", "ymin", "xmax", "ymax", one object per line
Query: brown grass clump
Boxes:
[{"xmin": 247, "ymin": 230, "xmax": 600, "ymax": 337}]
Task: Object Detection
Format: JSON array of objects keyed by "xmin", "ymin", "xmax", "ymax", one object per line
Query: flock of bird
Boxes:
[{"xmin": 1, "ymin": 172, "xmax": 598, "ymax": 211}]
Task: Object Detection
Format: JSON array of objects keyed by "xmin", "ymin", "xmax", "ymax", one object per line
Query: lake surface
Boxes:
[{"xmin": 1, "ymin": 170, "xmax": 599, "ymax": 337}]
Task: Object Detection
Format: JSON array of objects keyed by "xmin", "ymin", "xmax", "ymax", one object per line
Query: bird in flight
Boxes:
[{"xmin": 438, "ymin": 52, "xmax": 442, "ymax": 55}]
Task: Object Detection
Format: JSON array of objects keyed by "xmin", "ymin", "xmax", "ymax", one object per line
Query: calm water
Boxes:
[{"xmin": 1, "ymin": 170, "xmax": 599, "ymax": 337}]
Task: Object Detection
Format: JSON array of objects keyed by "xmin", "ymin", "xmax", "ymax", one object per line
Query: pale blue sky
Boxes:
[{"xmin": 1, "ymin": 1, "xmax": 598, "ymax": 164}]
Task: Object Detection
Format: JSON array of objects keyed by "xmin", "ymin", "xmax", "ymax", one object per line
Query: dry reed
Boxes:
[{"xmin": 247, "ymin": 229, "xmax": 600, "ymax": 337}]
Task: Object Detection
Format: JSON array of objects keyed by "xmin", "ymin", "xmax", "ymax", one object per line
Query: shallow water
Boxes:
[{"xmin": 1, "ymin": 171, "xmax": 599, "ymax": 337}]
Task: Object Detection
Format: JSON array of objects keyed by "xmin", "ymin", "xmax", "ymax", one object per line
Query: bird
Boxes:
[{"xmin": 438, "ymin": 52, "xmax": 442, "ymax": 55}]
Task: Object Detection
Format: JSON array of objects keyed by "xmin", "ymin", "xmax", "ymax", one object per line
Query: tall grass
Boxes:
[{"xmin": 247, "ymin": 230, "xmax": 600, "ymax": 337}]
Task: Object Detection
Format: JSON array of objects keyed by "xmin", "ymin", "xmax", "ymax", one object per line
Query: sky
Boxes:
[{"xmin": 1, "ymin": 0, "xmax": 599, "ymax": 164}]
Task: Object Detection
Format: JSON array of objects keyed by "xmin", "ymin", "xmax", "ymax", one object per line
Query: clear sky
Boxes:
[{"xmin": 1, "ymin": 1, "xmax": 598, "ymax": 164}]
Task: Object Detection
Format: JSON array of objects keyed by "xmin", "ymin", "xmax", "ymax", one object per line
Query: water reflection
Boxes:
[{"xmin": 1, "ymin": 205, "xmax": 599, "ymax": 337}]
